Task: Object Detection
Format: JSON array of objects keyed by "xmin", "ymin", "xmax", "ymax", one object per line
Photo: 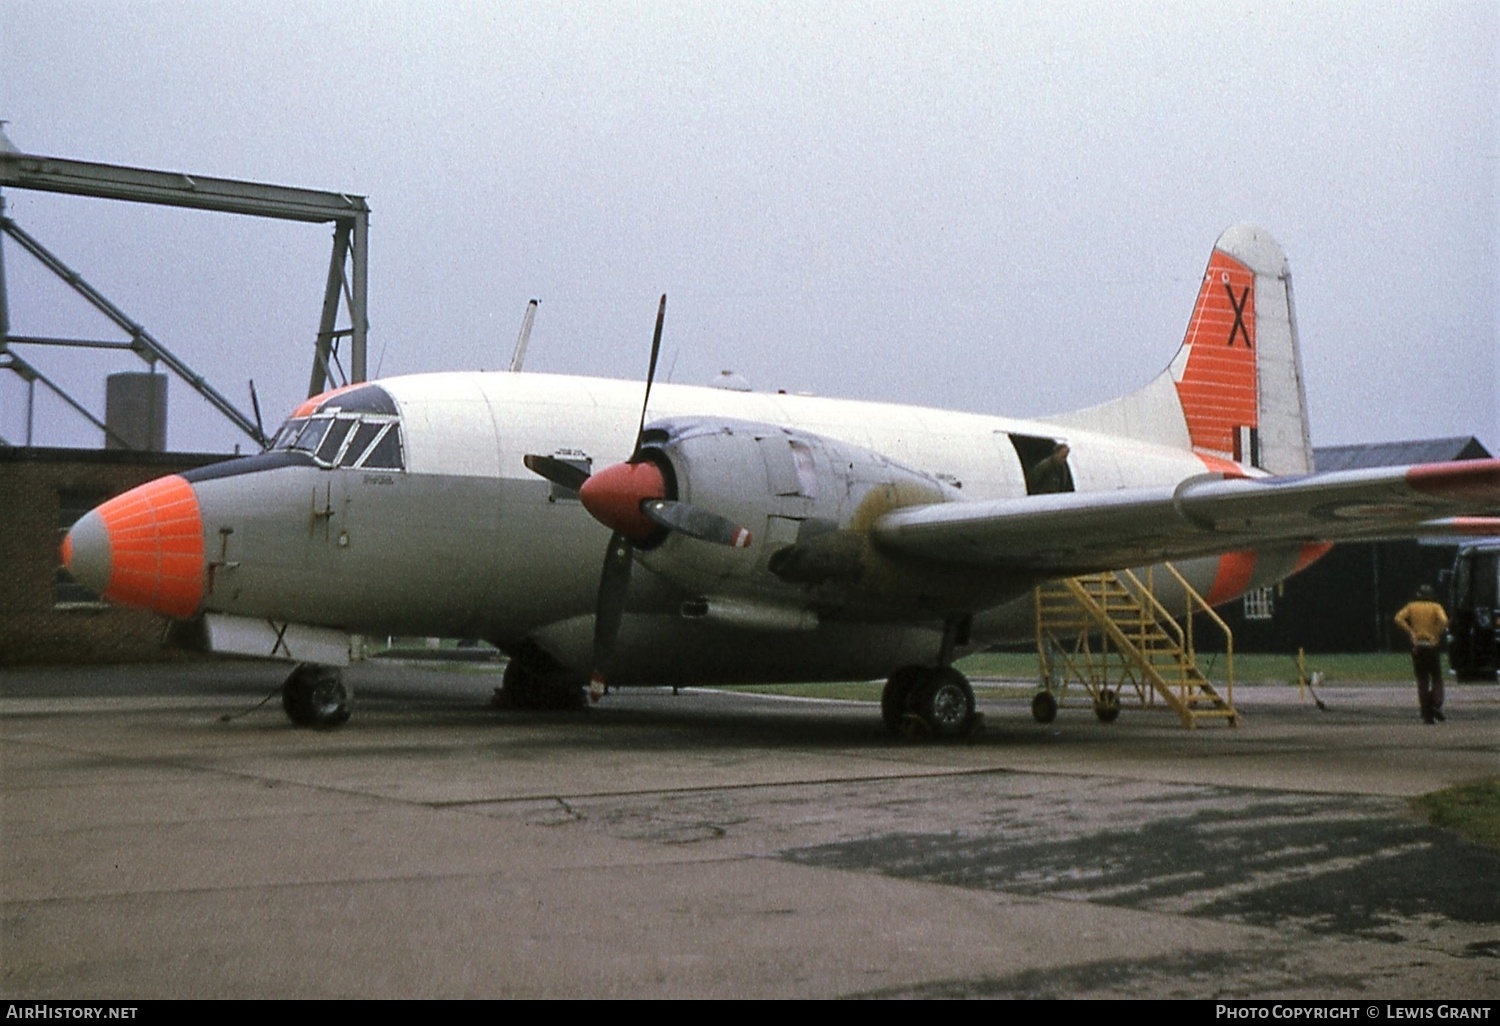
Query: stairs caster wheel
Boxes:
[{"xmin": 1031, "ymin": 691, "xmax": 1058, "ymax": 724}]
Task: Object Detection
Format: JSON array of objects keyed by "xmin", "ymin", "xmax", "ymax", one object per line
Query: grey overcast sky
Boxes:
[{"xmin": 1, "ymin": 0, "xmax": 1495, "ymax": 455}]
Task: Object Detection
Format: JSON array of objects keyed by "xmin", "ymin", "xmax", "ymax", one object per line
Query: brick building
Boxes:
[{"xmin": 0, "ymin": 447, "xmax": 228, "ymax": 665}]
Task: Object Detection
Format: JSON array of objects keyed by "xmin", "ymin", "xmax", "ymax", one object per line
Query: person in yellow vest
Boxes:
[{"xmin": 1394, "ymin": 584, "xmax": 1450, "ymax": 724}]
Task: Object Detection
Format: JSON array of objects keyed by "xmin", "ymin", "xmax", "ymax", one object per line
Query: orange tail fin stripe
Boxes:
[{"xmin": 1175, "ymin": 250, "xmax": 1259, "ymax": 458}]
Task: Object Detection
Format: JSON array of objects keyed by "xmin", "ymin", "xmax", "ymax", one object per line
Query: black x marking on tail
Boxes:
[{"xmin": 1224, "ymin": 282, "xmax": 1252, "ymax": 348}]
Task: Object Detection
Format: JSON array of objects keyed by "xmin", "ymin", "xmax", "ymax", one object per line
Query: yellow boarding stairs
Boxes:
[{"xmin": 1033, "ymin": 563, "xmax": 1238, "ymax": 728}]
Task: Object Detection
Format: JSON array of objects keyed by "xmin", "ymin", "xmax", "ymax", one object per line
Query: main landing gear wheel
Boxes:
[
  {"xmin": 882, "ymin": 666, "xmax": 979, "ymax": 740},
  {"xmin": 881, "ymin": 667, "xmax": 926, "ymax": 734},
  {"xmin": 1093, "ymin": 688, "xmax": 1121, "ymax": 723},
  {"xmin": 1031, "ymin": 690, "xmax": 1059, "ymax": 724},
  {"xmin": 915, "ymin": 667, "xmax": 978, "ymax": 740},
  {"xmin": 496, "ymin": 644, "xmax": 587, "ymax": 711},
  {"xmin": 282, "ymin": 663, "xmax": 351, "ymax": 729}
]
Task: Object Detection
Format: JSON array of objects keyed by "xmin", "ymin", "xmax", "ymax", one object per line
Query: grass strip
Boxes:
[{"xmin": 1412, "ymin": 780, "xmax": 1500, "ymax": 850}]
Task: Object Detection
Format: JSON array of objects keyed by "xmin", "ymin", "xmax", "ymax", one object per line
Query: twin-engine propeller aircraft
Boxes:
[{"xmin": 63, "ymin": 224, "xmax": 1500, "ymax": 735}]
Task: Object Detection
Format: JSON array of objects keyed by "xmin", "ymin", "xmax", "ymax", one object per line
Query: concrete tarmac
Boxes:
[{"xmin": 2, "ymin": 659, "xmax": 1497, "ymax": 999}]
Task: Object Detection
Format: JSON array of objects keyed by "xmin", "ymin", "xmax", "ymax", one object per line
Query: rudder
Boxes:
[
  {"xmin": 1170, "ymin": 224, "xmax": 1313, "ymax": 475},
  {"xmin": 1048, "ymin": 224, "xmax": 1314, "ymax": 477}
]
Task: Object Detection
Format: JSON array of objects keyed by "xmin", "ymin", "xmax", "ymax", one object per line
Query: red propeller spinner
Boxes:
[{"xmin": 577, "ymin": 460, "xmax": 668, "ymax": 542}]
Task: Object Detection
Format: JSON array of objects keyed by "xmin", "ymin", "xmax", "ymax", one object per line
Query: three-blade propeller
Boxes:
[{"xmin": 523, "ymin": 294, "xmax": 752, "ymax": 697}]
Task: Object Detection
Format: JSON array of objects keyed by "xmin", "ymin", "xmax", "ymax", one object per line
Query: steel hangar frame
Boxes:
[{"xmin": 0, "ymin": 130, "xmax": 369, "ymax": 448}]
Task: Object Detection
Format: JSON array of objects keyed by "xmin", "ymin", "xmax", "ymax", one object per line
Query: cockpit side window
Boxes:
[
  {"xmin": 270, "ymin": 419, "xmax": 300, "ymax": 449},
  {"xmin": 270, "ymin": 412, "xmax": 404, "ymax": 472},
  {"xmin": 289, "ymin": 417, "xmax": 333, "ymax": 454},
  {"xmin": 359, "ymin": 425, "xmax": 404, "ymax": 470},
  {"xmin": 338, "ymin": 422, "xmax": 386, "ymax": 468},
  {"xmin": 315, "ymin": 418, "xmax": 357, "ymax": 464}
]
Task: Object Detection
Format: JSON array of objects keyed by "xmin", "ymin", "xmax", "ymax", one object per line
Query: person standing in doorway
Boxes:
[
  {"xmin": 1027, "ymin": 443, "xmax": 1073, "ymax": 495},
  {"xmin": 1394, "ymin": 585, "xmax": 1450, "ymax": 724}
]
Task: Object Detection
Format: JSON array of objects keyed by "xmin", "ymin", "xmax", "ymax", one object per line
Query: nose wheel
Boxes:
[
  {"xmin": 881, "ymin": 665, "xmax": 979, "ymax": 740},
  {"xmin": 282, "ymin": 663, "xmax": 351, "ymax": 729}
]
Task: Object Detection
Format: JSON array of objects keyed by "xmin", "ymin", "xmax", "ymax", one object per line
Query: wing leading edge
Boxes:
[{"xmin": 872, "ymin": 459, "xmax": 1500, "ymax": 576}]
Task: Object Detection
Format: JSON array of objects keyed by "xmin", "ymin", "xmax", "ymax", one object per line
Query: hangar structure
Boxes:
[
  {"xmin": 0, "ymin": 130, "xmax": 372, "ymax": 663},
  {"xmin": 0, "ymin": 126, "xmax": 370, "ymax": 449}
]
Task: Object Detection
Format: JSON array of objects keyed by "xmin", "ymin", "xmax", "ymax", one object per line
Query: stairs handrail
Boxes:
[{"xmin": 1157, "ymin": 562, "xmax": 1234, "ymax": 699}]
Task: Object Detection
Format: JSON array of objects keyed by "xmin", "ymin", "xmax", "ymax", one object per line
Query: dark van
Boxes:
[{"xmin": 1449, "ymin": 541, "xmax": 1500, "ymax": 681}]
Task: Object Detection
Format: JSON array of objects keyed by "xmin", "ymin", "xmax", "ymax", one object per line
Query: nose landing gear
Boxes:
[{"xmin": 282, "ymin": 663, "xmax": 352, "ymax": 729}]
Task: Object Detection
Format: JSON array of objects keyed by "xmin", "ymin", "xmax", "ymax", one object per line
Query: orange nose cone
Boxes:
[
  {"xmin": 578, "ymin": 460, "xmax": 668, "ymax": 541},
  {"xmin": 63, "ymin": 475, "xmax": 206, "ymax": 618}
]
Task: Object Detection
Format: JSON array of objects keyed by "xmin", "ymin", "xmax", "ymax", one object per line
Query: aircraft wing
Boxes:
[{"xmin": 871, "ymin": 459, "xmax": 1500, "ymax": 575}]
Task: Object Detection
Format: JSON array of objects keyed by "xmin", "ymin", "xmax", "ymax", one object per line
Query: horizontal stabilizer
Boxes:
[{"xmin": 1337, "ymin": 515, "xmax": 1500, "ymax": 543}]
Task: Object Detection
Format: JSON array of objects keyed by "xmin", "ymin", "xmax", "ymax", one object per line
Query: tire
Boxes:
[
  {"xmin": 1094, "ymin": 687, "xmax": 1121, "ymax": 723},
  {"xmin": 913, "ymin": 667, "xmax": 976, "ymax": 740},
  {"xmin": 499, "ymin": 652, "xmax": 586, "ymax": 710},
  {"xmin": 881, "ymin": 667, "xmax": 927, "ymax": 734},
  {"xmin": 1031, "ymin": 690, "xmax": 1058, "ymax": 724},
  {"xmin": 897, "ymin": 712, "xmax": 931, "ymax": 740},
  {"xmin": 282, "ymin": 664, "xmax": 351, "ymax": 729}
]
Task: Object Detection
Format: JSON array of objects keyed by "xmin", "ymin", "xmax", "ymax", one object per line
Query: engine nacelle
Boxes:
[{"xmin": 634, "ymin": 417, "xmax": 979, "ymax": 617}]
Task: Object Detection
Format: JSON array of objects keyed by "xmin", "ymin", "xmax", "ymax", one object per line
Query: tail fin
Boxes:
[{"xmin": 1048, "ymin": 224, "xmax": 1314, "ymax": 476}]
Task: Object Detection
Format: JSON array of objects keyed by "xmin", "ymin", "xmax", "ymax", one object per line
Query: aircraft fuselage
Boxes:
[{"xmin": 164, "ymin": 370, "xmax": 1292, "ymax": 685}]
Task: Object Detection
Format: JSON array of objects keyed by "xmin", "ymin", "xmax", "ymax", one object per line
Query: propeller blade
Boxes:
[
  {"xmin": 590, "ymin": 530, "xmax": 634, "ymax": 697},
  {"xmin": 523, "ymin": 453, "xmax": 591, "ymax": 492},
  {"xmin": 641, "ymin": 499, "xmax": 753, "ymax": 548},
  {"xmin": 587, "ymin": 294, "xmax": 667, "ymax": 703},
  {"xmin": 631, "ymin": 294, "xmax": 667, "ymax": 459}
]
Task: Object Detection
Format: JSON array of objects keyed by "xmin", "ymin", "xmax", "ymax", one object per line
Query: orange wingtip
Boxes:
[
  {"xmin": 1405, "ymin": 459, "xmax": 1500, "ymax": 502},
  {"xmin": 1445, "ymin": 517, "xmax": 1500, "ymax": 535}
]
